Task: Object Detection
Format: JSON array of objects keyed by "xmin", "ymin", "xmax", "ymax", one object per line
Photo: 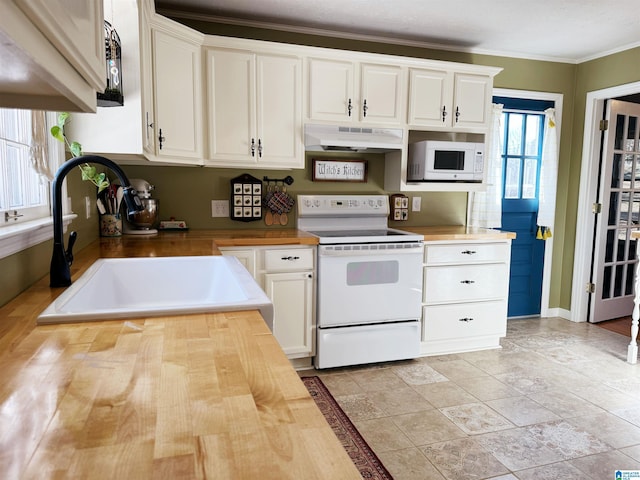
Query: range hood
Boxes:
[{"xmin": 304, "ymin": 124, "xmax": 404, "ymax": 153}]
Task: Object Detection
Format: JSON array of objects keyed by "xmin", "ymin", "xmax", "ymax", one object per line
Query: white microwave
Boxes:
[{"xmin": 407, "ymin": 140, "xmax": 485, "ymax": 182}]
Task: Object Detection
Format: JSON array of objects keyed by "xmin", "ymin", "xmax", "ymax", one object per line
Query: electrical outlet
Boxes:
[
  {"xmin": 211, "ymin": 200, "xmax": 229, "ymax": 217},
  {"xmin": 85, "ymin": 196, "xmax": 92, "ymax": 219},
  {"xmin": 412, "ymin": 196, "xmax": 421, "ymax": 212}
]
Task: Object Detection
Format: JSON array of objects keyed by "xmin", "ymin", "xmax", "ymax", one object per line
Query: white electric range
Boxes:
[{"xmin": 297, "ymin": 195, "xmax": 424, "ymax": 369}]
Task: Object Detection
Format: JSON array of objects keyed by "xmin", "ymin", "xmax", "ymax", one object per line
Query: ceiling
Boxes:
[{"xmin": 155, "ymin": 0, "xmax": 640, "ymax": 63}]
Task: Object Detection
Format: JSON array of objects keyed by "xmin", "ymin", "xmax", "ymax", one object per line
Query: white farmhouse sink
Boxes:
[{"xmin": 37, "ymin": 256, "xmax": 273, "ymax": 329}]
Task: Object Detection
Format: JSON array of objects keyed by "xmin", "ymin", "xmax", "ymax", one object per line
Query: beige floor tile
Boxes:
[
  {"xmin": 568, "ymin": 449, "xmax": 640, "ymax": 478},
  {"xmin": 514, "ymin": 461, "xmax": 597, "ymax": 479},
  {"xmin": 525, "ymin": 420, "xmax": 612, "ymax": 459},
  {"xmin": 349, "ymin": 367, "xmax": 408, "ymax": 392},
  {"xmin": 351, "ymin": 416, "xmax": 414, "ymax": 453},
  {"xmin": 486, "ymin": 396, "xmax": 560, "ymax": 426},
  {"xmin": 527, "ymin": 389, "xmax": 604, "ymax": 418},
  {"xmin": 334, "ymin": 393, "xmax": 387, "ymax": 421},
  {"xmin": 376, "ymin": 447, "xmax": 445, "ymax": 480},
  {"xmin": 412, "ymin": 380, "xmax": 479, "ymax": 408},
  {"xmin": 316, "ymin": 372, "xmax": 364, "ymax": 396},
  {"xmin": 439, "ymin": 402, "xmax": 514, "ymax": 435},
  {"xmin": 567, "ymin": 412, "xmax": 640, "ymax": 449},
  {"xmin": 456, "ymin": 375, "xmax": 520, "ymax": 401},
  {"xmin": 421, "ymin": 437, "xmax": 510, "ymax": 479},
  {"xmin": 426, "ymin": 358, "xmax": 488, "ymax": 381},
  {"xmin": 392, "ymin": 362, "xmax": 448, "ymax": 385},
  {"xmin": 392, "ymin": 409, "xmax": 467, "ymax": 446},
  {"xmin": 367, "ymin": 386, "xmax": 435, "ymax": 416}
]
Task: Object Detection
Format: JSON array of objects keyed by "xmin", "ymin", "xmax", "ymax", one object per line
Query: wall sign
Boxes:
[{"xmin": 312, "ymin": 159, "xmax": 368, "ymax": 182}]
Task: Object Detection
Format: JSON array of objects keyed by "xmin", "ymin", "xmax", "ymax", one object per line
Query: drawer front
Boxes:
[
  {"xmin": 424, "ymin": 242, "xmax": 510, "ymax": 265},
  {"xmin": 264, "ymin": 248, "xmax": 314, "ymax": 271},
  {"xmin": 423, "ymin": 301, "xmax": 507, "ymax": 342},
  {"xmin": 424, "ymin": 264, "xmax": 508, "ymax": 303}
]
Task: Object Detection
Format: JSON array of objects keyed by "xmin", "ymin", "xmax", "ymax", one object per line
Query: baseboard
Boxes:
[{"xmin": 544, "ymin": 307, "xmax": 574, "ymax": 321}]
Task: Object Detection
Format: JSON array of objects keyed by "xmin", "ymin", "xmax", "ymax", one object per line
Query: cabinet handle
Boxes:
[
  {"xmin": 158, "ymin": 128, "xmax": 165, "ymax": 150},
  {"xmin": 251, "ymin": 138, "xmax": 256, "ymax": 157},
  {"xmin": 363, "ymin": 99, "xmax": 368, "ymax": 117},
  {"xmin": 459, "ymin": 317, "xmax": 474, "ymax": 322},
  {"xmin": 460, "ymin": 280, "xmax": 475, "ymax": 284},
  {"xmin": 441, "ymin": 106, "xmax": 447, "ymax": 122},
  {"xmin": 307, "ymin": 273, "xmax": 313, "ymax": 278},
  {"xmin": 461, "ymin": 250, "xmax": 477, "ymax": 255},
  {"xmin": 258, "ymin": 138, "xmax": 263, "ymax": 157},
  {"xmin": 455, "ymin": 106, "xmax": 460, "ymax": 123},
  {"xmin": 348, "ymin": 98, "xmax": 353, "ymax": 116},
  {"xmin": 281, "ymin": 256, "xmax": 300, "ymax": 261}
]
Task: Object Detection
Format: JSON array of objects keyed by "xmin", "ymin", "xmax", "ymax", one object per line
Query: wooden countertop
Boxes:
[{"xmin": 0, "ymin": 231, "xmax": 360, "ymax": 479}]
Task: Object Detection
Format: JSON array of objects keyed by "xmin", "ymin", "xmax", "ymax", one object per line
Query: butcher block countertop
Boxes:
[{"xmin": 0, "ymin": 232, "xmax": 360, "ymax": 480}]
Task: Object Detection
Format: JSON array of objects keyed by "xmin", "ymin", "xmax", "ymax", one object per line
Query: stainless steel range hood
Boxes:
[{"xmin": 304, "ymin": 124, "xmax": 404, "ymax": 153}]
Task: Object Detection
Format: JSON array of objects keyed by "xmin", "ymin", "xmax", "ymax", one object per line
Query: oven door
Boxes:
[{"xmin": 316, "ymin": 242, "xmax": 423, "ymax": 327}]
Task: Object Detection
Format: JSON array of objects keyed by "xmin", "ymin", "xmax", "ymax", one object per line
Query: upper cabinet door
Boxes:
[
  {"xmin": 207, "ymin": 48, "xmax": 256, "ymax": 162},
  {"xmin": 307, "ymin": 58, "xmax": 355, "ymax": 123},
  {"xmin": 359, "ymin": 63, "xmax": 404, "ymax": 125},
  {"xmin": 151, "ymin": 25, "xmax": 203, "ymax": 162},
  {"xmin": 452, "ymin": 73, "xmax": 492, "ymax": 129},
  {"xmin": 256, "ymin": 54, "xmax": 303, "ymax": 168},
  {"xmin": 407, "ymin": 68, "xmax": 453, "ymax": 127},
  {"xmin": 15, "ymin": 0, "xmax": 105, "ymax": 91}
]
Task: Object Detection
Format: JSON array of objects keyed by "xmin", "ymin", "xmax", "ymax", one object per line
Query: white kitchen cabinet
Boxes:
[
  {"xmin": 147, "ymin": 18, "xmax": 204, "ymax": 164},
  {"xmin": 408, "ymin": 68, "xmax": 493, "ymax": 130},
  {"xmin": 307, "ymin": 58, "xmax": 405, "ymax": 125},
  {"xmin": 0, "ymin": 0, "xmax": 105, "ymax": 112},
  {"xmin": 421, "ymin": 240, "xmax": 512, "ymax": 355},
  {"xmin": 206, "ymin": 47, "xmax": 303, "ymax": 169},
  {"xmin": 220, "ymin": 246, "xmax": 316, "ymax": 368}
]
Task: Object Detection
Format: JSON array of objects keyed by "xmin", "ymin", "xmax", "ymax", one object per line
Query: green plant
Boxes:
[{"xmin": 50, "ymin": 112, "xmax": 110, "ymax": 193}]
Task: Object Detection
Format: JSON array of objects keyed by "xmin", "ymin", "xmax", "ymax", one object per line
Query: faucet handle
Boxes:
[{"xmin": 66, "ymin": 231, "xmax": 77, "ymax": 266}]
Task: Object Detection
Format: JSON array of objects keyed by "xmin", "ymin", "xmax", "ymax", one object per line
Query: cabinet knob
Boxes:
[
  {"xmin": 458, "ymin": 317, "xmax": 474, "ymax": 322},
  {"xmin": 460, "ymin": 280, "xmax": 475, "ymax": 284},
  {"xmin": 281, "ymin": 256, "xmax": 300, "ymax": 261},
  {"xmin": 461, "ymin": 250, "xmax": 477, "ymax": 255}
]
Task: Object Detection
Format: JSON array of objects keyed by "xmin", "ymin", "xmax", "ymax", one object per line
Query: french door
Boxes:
[{"xmin": 590, "ymin": 100, "xmax": 640, "ymax": 322}]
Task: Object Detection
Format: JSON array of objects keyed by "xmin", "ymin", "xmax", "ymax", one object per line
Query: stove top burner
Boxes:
[{"xmin": 307, "ymin": 229, "xmax": 409, "ymax": 238}]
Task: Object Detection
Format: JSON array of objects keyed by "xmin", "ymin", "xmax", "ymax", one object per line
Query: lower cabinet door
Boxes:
[
  {"xmin": 423, "ymin": 300, "xmax": 507, "ymax": 342},
  {"xmin": 264, "ymin": 271, "xmax": 314, "ymax": 358}
]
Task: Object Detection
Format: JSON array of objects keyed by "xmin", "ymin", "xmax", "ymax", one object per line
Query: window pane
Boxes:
[
  {"xmin": 522, "ymin": 158, "xmax": 537, "ymax": 199},
  {"xmin": 507, "ymin": 114, "xmax": 523, "ymax": 156},
  {"xmin": 525, "ymin": 116, "xmax": 541, "ymax": 156},
  {"xmin": 504, "ymin": 158, "xmax": 521, "ymax": 199}
]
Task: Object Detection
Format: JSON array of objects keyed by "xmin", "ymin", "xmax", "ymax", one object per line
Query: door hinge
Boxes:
[
  {"xmin": 586, "ymin": 282, "xmax": 596, "ymax": 294},
  {"xmin": 599, "ymin": 119, "xmax": 609, "ymax": 131},
  {"xmin": 592, "ymin": 202, "xmax": 602, "ymax": 214}
]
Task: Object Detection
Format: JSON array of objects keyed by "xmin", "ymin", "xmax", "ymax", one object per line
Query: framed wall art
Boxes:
[{"xmin": 312, "ymin": 159, "xmax": 368, "ymax": 182}]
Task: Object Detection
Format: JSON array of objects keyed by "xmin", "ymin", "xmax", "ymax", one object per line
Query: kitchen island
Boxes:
[{"xmin": 0, "ymin": 230, "xmax": 362, "ymax": 479}]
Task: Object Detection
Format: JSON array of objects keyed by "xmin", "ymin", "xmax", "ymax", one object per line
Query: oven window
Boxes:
[
  {"xmin": 346, "ymin": 260, "xmax": 399, "ymax": 285},
  {"xmin": 433, "ymin": 150, "xmax": 465, "ymax": 170}
]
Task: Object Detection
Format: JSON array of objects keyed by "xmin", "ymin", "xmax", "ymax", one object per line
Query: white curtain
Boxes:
[
  {"xmin": 536, "ymin": 107, "xmax": 558, "ymax": 240},
  {"xmin": 469, "ymin": 103, "xmax": 503, "ymax": 229},
  {"xmin": 29, "ymin": 110, "xmax": 55, "ymax": 181}
]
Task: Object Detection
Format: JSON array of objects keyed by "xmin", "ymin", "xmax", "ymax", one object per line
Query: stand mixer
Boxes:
[{"xmin": 123, "ymin": 179, "xmax": 159, "ymax": 235}]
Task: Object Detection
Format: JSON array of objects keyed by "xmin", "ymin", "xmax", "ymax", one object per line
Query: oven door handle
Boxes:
[{"xmin": 319, "ymin": 246, "xmax": 424, "ymax": 257}]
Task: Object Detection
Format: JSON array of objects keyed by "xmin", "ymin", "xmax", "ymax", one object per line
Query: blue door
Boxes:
[{"xmin": 494, "ymin": 97, "xmax": 554, "ymax": 317}]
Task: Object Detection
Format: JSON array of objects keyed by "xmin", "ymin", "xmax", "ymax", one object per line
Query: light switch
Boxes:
[{"xmin": 412, "ymin": 197, "xmax": 421, "ymax": 212}]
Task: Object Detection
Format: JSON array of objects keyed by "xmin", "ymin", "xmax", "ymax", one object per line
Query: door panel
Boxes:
[{"xmin": 591, "ymin": 100, "xmax": 640, "ymax": 322}]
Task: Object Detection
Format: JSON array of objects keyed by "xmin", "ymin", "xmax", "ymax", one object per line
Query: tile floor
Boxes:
[{"xmin": 308, "ymin": 317, "xmax": 640, "ymax": 479}]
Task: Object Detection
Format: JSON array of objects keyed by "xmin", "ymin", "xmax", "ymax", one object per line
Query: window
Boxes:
[
  {"xmin": 0, "ymin": 108, "xmax": 51, "ymax": 224},
  {"xmin": 0, "ymin": 108, "xmax": 67, "ymax": 259}
]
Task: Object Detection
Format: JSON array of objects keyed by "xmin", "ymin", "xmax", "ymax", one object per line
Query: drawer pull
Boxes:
[
  {"xmin": 460, "ymin": 280, "xmax": 476, "ymax": 284},
  {"xmin": 459, "ymin": 317, "xmax": 474, "ymax": 322},
  {"xmin": 281, "ymin": 256, "xmax": 300, "ymax": 261},
  {"xmin": 461, "ymin": 250, "xmax": 477, "ymax": 255}
]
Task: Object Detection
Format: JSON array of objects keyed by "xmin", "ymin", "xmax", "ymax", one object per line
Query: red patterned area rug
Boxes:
[{"xmin": 301, "ymin": 376, "xmax": 394, "ymax": 480}]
